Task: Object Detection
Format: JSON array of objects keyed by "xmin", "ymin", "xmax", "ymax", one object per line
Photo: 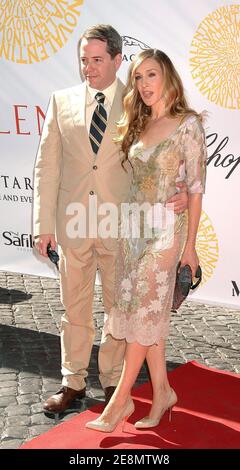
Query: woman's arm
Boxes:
[
  {"xmin": 180, "ymin": 193, "xmax": 202, "ymax": 276},
  {"xmin": 179, "ymin": 114, "xmax": 207, "ymax": 276}
]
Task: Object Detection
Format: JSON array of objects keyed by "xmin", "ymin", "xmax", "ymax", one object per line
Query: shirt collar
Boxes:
[{"xmin": 86, "ymin": 78, "xmax": 118, "ymax": 106}]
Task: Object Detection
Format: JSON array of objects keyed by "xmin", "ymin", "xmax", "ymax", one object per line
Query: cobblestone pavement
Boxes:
[{"xmin": 0, "ymin": 271, "xmax": 239, "ymax": 449}]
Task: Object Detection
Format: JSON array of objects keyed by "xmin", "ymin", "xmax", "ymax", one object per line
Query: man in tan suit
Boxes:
[{"xmin": 34, "ymin": 24, "xmax": 187, "ymax": 414}]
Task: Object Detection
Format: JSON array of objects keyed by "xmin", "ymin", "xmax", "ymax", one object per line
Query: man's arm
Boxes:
[
  {"xmin": 166, "ymin": 182, "xmax": 188, "ymax": 214},
  {"xmin": 33, "ymin": 93, "xmax": 62, "ymax": 256}
]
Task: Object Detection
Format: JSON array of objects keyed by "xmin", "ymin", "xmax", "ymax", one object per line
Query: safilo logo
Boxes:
[
  {"xmin": 2, "ymin": 231, "xmax": 33, "ymax": 248},
  {"xmin": 122, "ymin": 36, "xmax": 149, "ymax": 62},
  {"xmin": 231, "ymin": 281, "xmax": 239, "ymax": 297}
]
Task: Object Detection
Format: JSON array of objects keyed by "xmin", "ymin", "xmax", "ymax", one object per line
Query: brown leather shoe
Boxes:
[
  {"xmin": 104, "ymin": 386, "xmax": 116, "ymax": 405},
  {"xmin": 43, "ymin": 386, "xmax": 86, "ymax": 414}
]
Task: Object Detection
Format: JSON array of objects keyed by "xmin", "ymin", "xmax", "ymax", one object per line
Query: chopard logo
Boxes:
[{"xmin": 206, "ymin": 132, "xmax": 240, "ymax": 179}]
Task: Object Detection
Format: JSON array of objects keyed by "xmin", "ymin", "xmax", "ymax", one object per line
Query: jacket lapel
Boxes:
[{"xmin": 69, "ymin": 83, "xmax": 93, "ymax": 155}]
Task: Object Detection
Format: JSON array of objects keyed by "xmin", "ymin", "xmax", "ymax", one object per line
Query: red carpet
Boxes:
[{"xmin": 21, "ymin": 361, "xmax": 240, "ymax": 449}]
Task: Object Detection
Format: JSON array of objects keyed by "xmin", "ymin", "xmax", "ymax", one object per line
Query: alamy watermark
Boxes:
[{"xmin": 65, "ymin": 195, "xmax": 175, "ymax": 246}]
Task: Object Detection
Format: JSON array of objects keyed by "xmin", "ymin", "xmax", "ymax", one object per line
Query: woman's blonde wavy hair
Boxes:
[{"xmin": 118, "ymin": 49, "xmax": 199, "ymax": 168}]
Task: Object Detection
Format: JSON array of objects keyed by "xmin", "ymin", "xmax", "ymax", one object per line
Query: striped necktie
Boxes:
[{"xmin": 89, "ymin": 92, "xmax": 107, "ymax": 154}]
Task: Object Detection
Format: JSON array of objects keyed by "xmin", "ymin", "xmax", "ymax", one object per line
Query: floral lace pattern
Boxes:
[{"xmin": 104, "ymin": 115, "xmax": 207, "ymax": 345}]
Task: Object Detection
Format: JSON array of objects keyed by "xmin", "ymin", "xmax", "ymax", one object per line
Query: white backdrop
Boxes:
[{"xmin": 0, "ymin": 0, "xmax": 239, "ymax": 308}]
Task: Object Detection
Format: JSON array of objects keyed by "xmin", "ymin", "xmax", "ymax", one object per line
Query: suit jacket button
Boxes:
[
  {"xmin": 89, "ymin": 190, "xmax": 94, "ymax": 195},
  {"xmin": 93, "ymin": 165, "xmax": 98, "ymax": 170}
]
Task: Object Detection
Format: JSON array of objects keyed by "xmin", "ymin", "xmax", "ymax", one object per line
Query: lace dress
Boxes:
[{"xmin": 104, "ymin": 115, "xmax": 207, "ymax": 345}]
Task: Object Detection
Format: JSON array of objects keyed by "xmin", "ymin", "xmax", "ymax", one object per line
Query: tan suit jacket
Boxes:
[{"xmin": 33, "ymin": 79, "xmax": 132, "ymax": 248}]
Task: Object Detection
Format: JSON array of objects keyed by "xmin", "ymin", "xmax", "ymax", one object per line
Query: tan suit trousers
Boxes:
[{"xmin": 59, "ymin": 239, "xmax": 126, "ymax": 390}]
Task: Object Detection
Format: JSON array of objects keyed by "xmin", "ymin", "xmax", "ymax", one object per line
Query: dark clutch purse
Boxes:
[
  {"xmin": 47, "ymin": 243, "xmax": 59, "ymax": 270},
  {"xmin": 172, "ymin": 263, "xmax": 202, "ymax": 310}
]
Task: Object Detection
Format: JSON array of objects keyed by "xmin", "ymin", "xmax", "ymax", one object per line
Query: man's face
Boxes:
[{"xmin": 80, "ymin": 38, "xmax": 122, "ymax": 90}]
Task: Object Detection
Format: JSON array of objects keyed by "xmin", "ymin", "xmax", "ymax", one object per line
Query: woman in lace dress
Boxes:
[{"xmin": 86, "ymin": 49, "xmax": 207, "ymax": 432}]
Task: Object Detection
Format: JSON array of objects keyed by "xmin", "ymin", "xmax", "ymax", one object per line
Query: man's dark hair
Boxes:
[{"xmin": 78, "ymin": 24, "xmax": 122, "ymax": 59}]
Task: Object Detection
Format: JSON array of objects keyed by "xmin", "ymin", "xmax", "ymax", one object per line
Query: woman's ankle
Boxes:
[
  {"xmin": 109, "ymin": 392, "xmax": 131, "ymax": 407},
  {"xmin": 151, "ymin": 385, "xmax": 172, "ymax": 408}
]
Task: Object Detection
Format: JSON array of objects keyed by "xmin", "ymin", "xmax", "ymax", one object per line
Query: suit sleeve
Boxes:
[{"xmin": 33, "ymin": 93, "xmax": 63, "ymax": 236}]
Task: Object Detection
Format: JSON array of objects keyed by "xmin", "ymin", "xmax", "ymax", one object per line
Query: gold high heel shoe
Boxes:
[
  {"xmin": 135, "ymin": 388, "xmax": 177, "ymax": 429},
  {"xmin": 86, "ymin": 398, "xmax": 135, "ymax": 433}
]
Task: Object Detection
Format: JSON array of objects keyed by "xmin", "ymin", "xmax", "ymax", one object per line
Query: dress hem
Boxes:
[{"xmin": 105, "ymin": 332, "xmax": 168, "ymax": 347}]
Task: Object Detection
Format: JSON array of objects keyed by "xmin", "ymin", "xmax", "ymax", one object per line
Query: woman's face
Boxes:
[{"xmin": 134, "ymin": 57, "xmax": 164, "ymax": 108}]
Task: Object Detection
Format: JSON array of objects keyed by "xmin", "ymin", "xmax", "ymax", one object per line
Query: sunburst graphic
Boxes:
[
  {"xmin": 190, "ymin": 4, "xmax": 240, "ymax": 109},
  {"xmin": 196, "ymin": 211, "xmax": 219, "ymax": 285},
  {"xmin": 0, "ymin": 0, "xmax": 84, "ymax": 64}
]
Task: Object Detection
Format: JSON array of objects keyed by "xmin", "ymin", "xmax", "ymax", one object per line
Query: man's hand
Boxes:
[
  {"xmin": 167, "ymin": 182, "xmax": 188, "ymax": 214},
  {"xmin": 34, "ymin": 234, "xmax": 56, "ymax": 258}
]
